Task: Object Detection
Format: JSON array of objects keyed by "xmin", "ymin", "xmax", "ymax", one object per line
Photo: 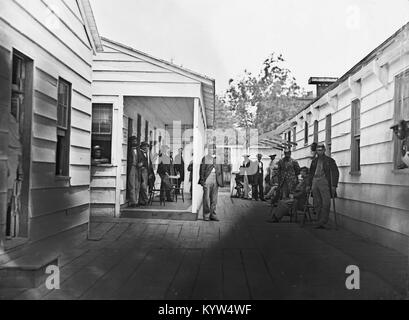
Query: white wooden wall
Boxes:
[
  {"xmin": 277, "ymin": 31, "xmax": 409, "ymax": 254},
  {"xmin": 0, "ymin": 0, "xmax": 94, "ymax": 241},
  {"xmin": 91, "ymin": 40, "xmax": 210, "ymax": 216}
]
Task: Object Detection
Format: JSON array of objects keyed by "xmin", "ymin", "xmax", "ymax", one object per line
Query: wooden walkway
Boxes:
[{"xmin": 0, "ymin": 193, "xmax": 408, "ymax": 300}]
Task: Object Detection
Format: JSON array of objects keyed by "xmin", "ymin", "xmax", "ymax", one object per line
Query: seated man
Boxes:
[
  {"xmin": 157, "ymin": 145, "xmax": 174, "ymax": 202},
  {"xmin": 268, "ymin": 167, "xmax": 310, "ymax": 223}
]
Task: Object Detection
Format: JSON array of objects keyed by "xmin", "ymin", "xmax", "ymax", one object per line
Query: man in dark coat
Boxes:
[
  {"xmin": 157, "ymin": 145, "xmax": 174, "ymax": 202},
  {"xmin": 199, "ymin": 144, "xmax": 224, "ymax": 221},
  {"xmin": 174, "ymin": 148, "xmax": 185, "ymax": 195},
  {"xmin": 277, "ymin": 149, "xmax": 301, "ymax": 199},
  {"xmin": 128, "ymin": 137, "xmax": 146, "ymax": 207},
  {"xmin": 252, "ymin": 154, "xmax": 266, "ymax": 201},
  {"xmin": 308, "ymin": 144, "xmax": 340, "ymax": 229}
]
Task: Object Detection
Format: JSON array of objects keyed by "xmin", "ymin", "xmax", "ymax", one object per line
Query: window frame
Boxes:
[
  {"xmin": 56, "ymin": 78, "xmax": 72, "ymax": 177},
  {"xmin": 304, "ymin": 121, "xmax": 309, "ymax": 146},
  {"xmin": 393, "ymin": 69, "xmax": 409, "ymax": 171},
  {"xmin": 91, "ymin": 103, "xmax": 114, "ymax": 164},
  {"xmin": 325, "ymin": 114, "xmax": 332, "ymax": 157},
  {"xmin": 313, "ymin": 120, "xmax": 319, "ymax": 144},
  {"xmin": 350, "ymin": 99, "xmax": 361, "ymax": 174}
]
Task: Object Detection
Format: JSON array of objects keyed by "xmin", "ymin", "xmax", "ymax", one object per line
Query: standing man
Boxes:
[
  {"xmin": 157, "ymin": 145, "xmax": 174, "ymax": 203},
  {"xmin": 128, "ymin": 136, "xmax": 144, "ymax": 207},
  {"xmin": 242, "ymin": 154, "xmax": 251, "ymax": 200},
  {"xmin": 199, "ymin": 144, "xmax": 224, "ymax": 222},
  {"xmin": 174, "ymin": 148, "xmax": 185, "ymax": 195},
  {"xmin": 252, "ymin": 154, "xmax": 265, "ymax": 201},
  {"xmin": 308, "ymin": 144, "xmax": 339, "ymax": 229},
  {"xmin": 139, "ymin": 142, "xmax": 154, "ymax": 205},
  {"xmin": 277, "ymin": 149, "xmax": 301, "ymax": 199}
]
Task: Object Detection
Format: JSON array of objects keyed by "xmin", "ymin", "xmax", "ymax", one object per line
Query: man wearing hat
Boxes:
[
  {"xmin": 265, "ymin": 154, "xmax": 279, "ymax": 200},
  {"xmin": 277, "ymin": 148, "xmax": 300, "ymax": 199},
  {"xmin": 139, "ymin": 141, "xmax": 155, "ymax": 204},
  {"xmin": 252, "ymin": 154, "xmax": 266, "ymax": 201},
  {"xmin": 241, "ymin": 154, "xmax": 252, "ymax": 199},
  {"xmin": 157, "ymin": 145, "xmax": 174, "ymax": 203},
  {"xmin": 199, "ymin": 144, "xmax": 224, "ymax": 221},
  {"xmin": 128, "ymin": 137, "xmax": 145, "ymax": 207},
  {"xmin": 308, "ymin": 144, "xmax": 339, "ymax": 229}
]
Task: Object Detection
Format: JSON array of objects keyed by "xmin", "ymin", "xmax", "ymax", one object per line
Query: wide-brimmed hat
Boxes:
[
  {"xmin": 269, "ymin": 154, "xmax": 277, "ymax": 159},
  {"xmin": 140, "ymin": 142, "xmax": 150, "ymax": 149}
]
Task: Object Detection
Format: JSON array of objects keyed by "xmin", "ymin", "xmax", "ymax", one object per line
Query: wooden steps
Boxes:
[{"xmin": 0, "ymin": 253, "xmax": 60, "ymax": 289}]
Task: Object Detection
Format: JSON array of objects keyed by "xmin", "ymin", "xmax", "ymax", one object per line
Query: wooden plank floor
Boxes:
[{"xmin": 1, "ymin": 194, "xmax": 408, "ymax": 300}]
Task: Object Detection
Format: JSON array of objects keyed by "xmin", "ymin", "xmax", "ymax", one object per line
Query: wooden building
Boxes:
[
  {"xmin": 91, "ymin": 38, "xmax": 215, "ymax": 218},
  {"xmin": 276, "ymin": 23, "xmax": 409, "ymax": 254},
  {"xmin": 0, "ymin": 0, "xmax": 102, "ymax": 249}
]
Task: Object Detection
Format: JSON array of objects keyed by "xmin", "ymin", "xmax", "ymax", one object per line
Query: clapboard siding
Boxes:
[
  {"xmin": 93, "ymin": 71, "xmax": 199, "ymax": 83},
  {"xmin": 94, "ymin": 51, "xmax": 143, "ymax": 62},
  {"xmin": 33, "ymin": 114, "xmax": 57, "ymax": 142},
  {"xmin": 91, "ymin": 177, "xmax": 116, "ymax": 188},
  {"xmin": 338, "ymin": 183, "xmax": 409, "ymax": 211},
  {"xmin": 93, "ymin": 60, "xmax": 176, "ymax": 73},
  {"xmin": 0, "ymin": 0, "xmax": 92, "ymax": 79},
  {"xmin": 34, "ymin": 90, "xmax": 58, "ymax": 121},
  {"xmin": 70, "ymin": 145, "xmax": 90, "ymax": 165},
  {"xmin": 29, "ymin": 204, "xmax": 89, "ymax": 241},
  {"xmin": 338, "ymin": 164, "xmax": 409, "ymax": 186},
  {"xmin": 276, "ymin": 25, "xmax": 409, "ymax": 252},
  {"xmin": 336, "ymin": 198, "xmax": 409, "ymax": 236},
  {"xmin": 31, "ymin": 185, "xmax": 89, "ymax": 217},
  {"xmin": 15, "ymin": 0, "xmax": 91, "ymax": 59},
  {"xmin": 32, "ymin": 138, "xmax": 56, "ymax": 163},
  {"xmin": 71, "ymin": 108, "xmax": 92, "ymax": 131},
  {"xmin": 70, "ymin": 164, "xmax": 90, "ymax": 186},
  {"xmin": 62, "ymin": 0, "xmax": 83, "ymax": 22},
  {"xmin": 91, "ymin": 188, "xmax": 116, "ymax": 205},
  {"xmin": 93, "ymin": 81, "xmax": 201, "ymax": 100},
  {"xmin": 71, "ymin": 127, "xmax": 91, "ymax": 148},
  {"xmin": 31, "ymin": 162, "xmax": 69, "ymax": 189},
  {"xmin": 42, "ymin": 0, "xmax": 91, "ymax": 48},
  {"xmin": 0, "ymin": 0, "xmax": 95, "ymax": 242},
  {"xmin": 0, "ymin": 20, "xmax": 91, "ymax": 94}
]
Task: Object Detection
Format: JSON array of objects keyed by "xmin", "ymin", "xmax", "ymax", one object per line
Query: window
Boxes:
[
  {"xmin": 325, "ymin": 114, "xmax": 332, "ymax": 156},
  {"xmin": 91, "ymin": 104, "xmax": 113, "ymax": 164},
  {"xmin": 394, "ymin": 70, "xmax": 409, "ymax": 169},
  {"xmin": 292, "ymin": 127, "xmax": 297, "ymax": 150},
  {"xmin": 287, "ymin": 130, "xmax": 291, "ymax": 143},
  {"xmin": 56, "ymin": 78, "xmax": 71, "ymax": 176},
  {"xmin": 304, "ymin": 121, "xmax": 309, "ymax": 145},
  {"xmin": 351, "ymin": 99, "xmax": 361, "ymax": 173},
  {"xmin": 313, "ymin": 120, "xmax": 319, "ymax": 143}
]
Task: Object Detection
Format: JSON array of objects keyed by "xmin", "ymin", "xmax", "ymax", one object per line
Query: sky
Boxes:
[{"xmin": 89, "ymin": 0, "xmax": 409, "ymax": 95}]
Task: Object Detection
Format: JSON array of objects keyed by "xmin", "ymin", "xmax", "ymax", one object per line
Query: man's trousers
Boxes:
[
  {"xmin": 312, "ymin": 177, "xmax": 331, "ymax": 226},
  {"xmin": 203, "ymin": 172, "xmax": 219, "ymax": 218}
]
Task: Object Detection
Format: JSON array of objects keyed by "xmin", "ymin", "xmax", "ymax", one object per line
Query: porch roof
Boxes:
[{"xmin": 99, "ymin": 37, "xmax": 216, "ymax": 128}]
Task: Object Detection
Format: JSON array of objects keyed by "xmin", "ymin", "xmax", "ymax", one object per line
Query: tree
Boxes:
[{"xmin": 221, "ymin": 53, "xmax": 311, "ymax": 135}]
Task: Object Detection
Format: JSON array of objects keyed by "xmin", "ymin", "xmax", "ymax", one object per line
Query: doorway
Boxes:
[
  {"xmin": 6, "ymin": 50, "xmax": 32, "ymax": 239},
  {"xmin": 125, "ymin": 117, "xmax": 133, "ymax": 202}
]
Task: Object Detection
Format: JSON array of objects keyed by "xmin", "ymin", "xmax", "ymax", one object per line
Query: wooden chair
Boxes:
[
  {"xmin": 149, "ymin": 181, "xmax": 165, "ymax": 206},
  {"xmin": 301, "ymin": 191, "xmax": 315, "ymax": 226},
  {"xmin": 171, "ymin": 180, "xmax": 184, "ymax": 203}
]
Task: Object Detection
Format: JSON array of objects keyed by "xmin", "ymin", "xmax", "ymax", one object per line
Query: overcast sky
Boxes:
[{"xmin": 89, "ymin": 0, "xmax": 409, "ymax": 94}]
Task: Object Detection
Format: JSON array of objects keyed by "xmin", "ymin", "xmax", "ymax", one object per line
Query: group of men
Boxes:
[
  {"xmin": 268, "ymin": 143, "xmax": 340, "ymax": 230},
  {"xmin": 127, "ymin": 136, "xmax": 186, "ymax": 207}
]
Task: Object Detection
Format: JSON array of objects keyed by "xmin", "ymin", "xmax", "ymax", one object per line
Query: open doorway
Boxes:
[
  {"xmin": 121, "ymin": 97, "xmax": 195, "ymax": 217},
  {"xmin": 6, "ymin": 49, "xmax": 33, "ymax": 239}
]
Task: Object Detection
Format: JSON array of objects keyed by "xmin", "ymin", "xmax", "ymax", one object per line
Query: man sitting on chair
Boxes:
[
  {"xmin": 157, "ymin": 145, "xmax": 174, "ymax": 203},
  {"xmin": 268, "ymin": 167, "xmax": 310, "ymax": 223}
]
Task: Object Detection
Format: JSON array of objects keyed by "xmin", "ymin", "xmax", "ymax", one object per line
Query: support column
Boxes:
[{"xmin": 114, "ymin": 96, "xmax": 124, "ymax": 217}]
